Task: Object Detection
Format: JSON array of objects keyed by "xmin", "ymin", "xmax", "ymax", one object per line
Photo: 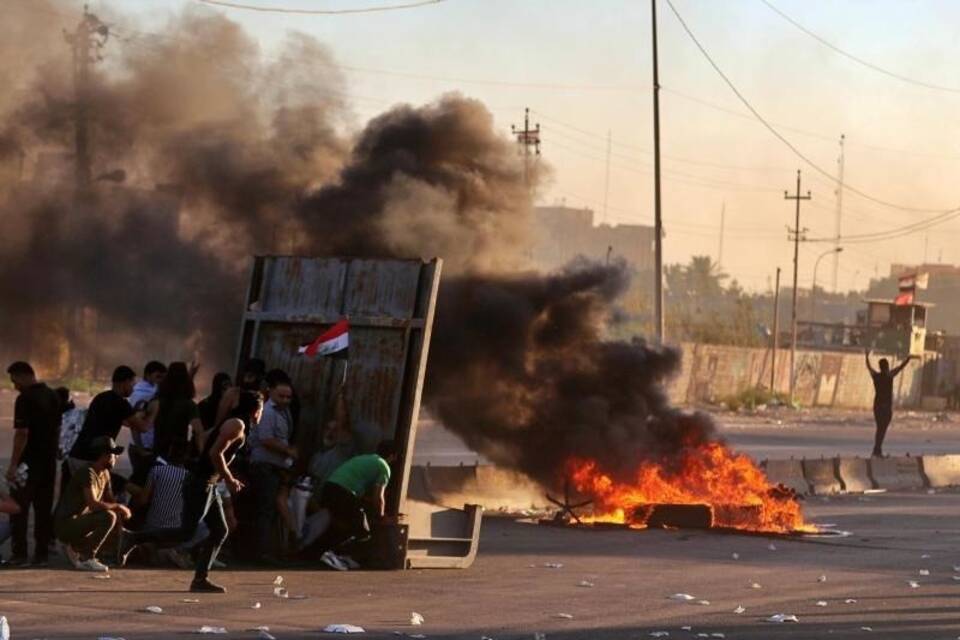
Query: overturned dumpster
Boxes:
[{"xmin": 235, "ymin": 255, "xmax": 481, "ymax": 569}]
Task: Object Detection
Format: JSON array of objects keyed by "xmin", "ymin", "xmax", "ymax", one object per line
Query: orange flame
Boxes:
[{"xmin": 568, "ymin": 442, "xmax": 813, "ymax": 533}]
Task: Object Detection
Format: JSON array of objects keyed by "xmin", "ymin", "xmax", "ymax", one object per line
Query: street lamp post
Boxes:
[{"xmin": 812, "ymin": 247, "xmax": 843, "ymax": 323}]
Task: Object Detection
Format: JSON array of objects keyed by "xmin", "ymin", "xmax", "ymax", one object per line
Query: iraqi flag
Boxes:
[{"xmin": 298, "ymin": 319, "xmax": 349, "ymax": 358}]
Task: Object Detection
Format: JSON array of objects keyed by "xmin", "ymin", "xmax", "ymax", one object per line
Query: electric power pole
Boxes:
[
  {"xmin": 651, "ymin": 0, "xmax": 665, "ymax": 344},
  {"xmin": 832, "ymin": 134, "xmax": 844, "ymax": 293},
  {"xmin": 602, "ymin": 129, "xmax": 612, "ymax": 225},
  {"xmin": 511, "ymin": 108, "xmax": 541, "ymax": 187},
  {"xmin": 718, "ymin": 201, "xmax": 725, "ymax": 271},
  {"xmin": 785, "ymin": 170, "xmax": 811, "ymax": 404},
  {"xmin": 64, "ymin": 6, "xmax": 109, "ymax": 193},
  {"xmin": 771, "ymin": 266, "xmax": 781, "ymax": 392}
]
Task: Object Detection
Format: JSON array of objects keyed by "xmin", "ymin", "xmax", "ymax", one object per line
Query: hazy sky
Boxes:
[{"xmin": 82, "ymin": 0, "xmax": 960, "ymax": 293}]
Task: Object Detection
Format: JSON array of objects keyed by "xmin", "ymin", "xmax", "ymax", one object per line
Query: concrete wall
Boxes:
[{"xmin": 667, "ymin": 342, "xmax": 923, "ymax": 409}]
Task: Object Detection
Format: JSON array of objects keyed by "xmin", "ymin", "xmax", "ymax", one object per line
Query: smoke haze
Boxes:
[{"xmin": 1, "ymin": 1, "xmax": 708, "ymax": 487}]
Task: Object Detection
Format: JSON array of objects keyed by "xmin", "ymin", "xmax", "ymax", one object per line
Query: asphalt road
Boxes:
[{"xmin": 2, "ymin": 491, "xmax": 960, "ymax": 638}]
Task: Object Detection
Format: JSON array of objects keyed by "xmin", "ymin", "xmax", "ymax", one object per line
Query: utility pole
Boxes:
[
  {"xmin": 64, "ymin": 6, "xmax": 109, "ymax": 193},
  {"xmin": 718, "ymin": 201, "xmax": 726, "ymax": 271},
  {"xmin": 785, "ymin": 170, "xmax": 811, "ymax": 404},
  {"xmin": 602, "ymin": 130, "xmax": 612, "ymax": 225},
  {"xmin": 651, "ymin": 0, "xmax": 665, "ymax": 344},
  {"xmin": 771, "ymin": 267, "xmax": 781, "ymax": 393},
  {"xmin": 511, "ymin": 108, "xmax": 541, "ymax": 187},
  {"xmin": 832, "ymin": 134, "xmax": 844, "ymax": 293}
]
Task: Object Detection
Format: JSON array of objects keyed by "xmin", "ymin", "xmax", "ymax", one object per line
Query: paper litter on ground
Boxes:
[
  {"xmin": 577, "ymin": 580, "xmax": 595, "ymax": 588},
  {"xmin": 144, "ymin": 606, "xmax": 163, "ymax": 614},
  {"xmin": 411, "ymin": 612, "xmax": 425, "ymax": 626},
  {"xmin": 907, "ymin": 580, "xmax": 920, "ymax": 588},
  {"xmin": 323, "ymin": 624, "xmax": 366, "ymax": 633},
  {"xmin": 816, "ymin": 601, "xmax": 828, "ymax": 607},
  {"xmin": 669, "ymin": 594, "xmax": 696, "ymax": 601},
  {"xmin": 555, "ymin": 613, "xmax": 574, "ymax": 619},
  {"xmin": 919, "ymin": 569, "xmax": 930, "ymax": 576},
  {"xmin": 196, "ymin": 626, "xmax": 227, "ymax": 634},
  {"xmin": 766, "ymin": 614, "xmax": 799, "ymax": 623},
  {"xmin": 734, "ymin": 605, "xmax": 745, "ymax": 614},
  {"xmin": 543, "ymin": 562, "xmax": 563, "ymax": 569}
]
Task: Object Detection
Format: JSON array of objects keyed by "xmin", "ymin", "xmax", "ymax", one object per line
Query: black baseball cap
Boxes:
[{"xmin": 90, "ymin": 436, "xmax": 124, "ymax": 456}]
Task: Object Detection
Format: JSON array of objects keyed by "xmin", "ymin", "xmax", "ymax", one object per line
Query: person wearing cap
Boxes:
[{"xmin": 54, "ymin": 436, "xmax": 131, "ymax": 572}]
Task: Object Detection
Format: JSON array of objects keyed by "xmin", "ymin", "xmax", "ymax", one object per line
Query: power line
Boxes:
[
  {"xmin": 195, "ymin": 0, "xmax": 447, "ymax": 15},
  {"xmin": 760, "ymin": 0, "xmax": 960, "ymax": 94},
  {"xmin": 664, "ymin": 0, "xmax": 960, "ymax": 219},
  {"xmin": 663, "ymin": 85, "xmax": 960, "ymax": 162}
]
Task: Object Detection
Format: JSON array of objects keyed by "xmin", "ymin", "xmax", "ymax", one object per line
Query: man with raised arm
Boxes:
[{"xmin": 865, "ymin": 349, "xmax": 913, "ymax": 458}]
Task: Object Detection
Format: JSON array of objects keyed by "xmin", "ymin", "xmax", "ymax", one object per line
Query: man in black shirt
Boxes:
[
  {"xmin": 865, "ymin": 349, "xmax": 913, "ymax": 457},
  {"xmin": 64, "ymin": 366, "xmax": 152, "ymax": 489},
  {"xmin": 5, "ymin": 361, "xmax": 62, "ymax": 566}
]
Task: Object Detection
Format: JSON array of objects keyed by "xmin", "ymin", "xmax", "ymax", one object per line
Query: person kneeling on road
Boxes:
[
  {"xmin": 54, "ymin": 437, "xmax": 131, "ymax": 572},
  {"xmin": 307, "ymin": 440, "xmax": 398, "ymax": 571}
]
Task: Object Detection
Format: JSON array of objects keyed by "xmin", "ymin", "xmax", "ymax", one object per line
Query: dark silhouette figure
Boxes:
[{"xmin": 865, "ymin": 349, "xmax": 912, "ymax": 457}]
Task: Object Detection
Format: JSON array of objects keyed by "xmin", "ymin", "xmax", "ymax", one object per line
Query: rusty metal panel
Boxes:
[{"xmin": 235, "ymin": 255, "xmax": 442, "ymax": 518}]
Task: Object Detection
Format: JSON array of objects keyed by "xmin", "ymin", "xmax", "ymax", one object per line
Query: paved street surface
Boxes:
[
  {"xmin": 2, "ymin": 491, "xmax": 960, "ymax": 638},
  {"xmin": 414, "ymin": 407, "xmax": 960, "ymax": 466},
  {"xmin": 5, "ymin": 390, "xmax": 960, "ymax": 638}
]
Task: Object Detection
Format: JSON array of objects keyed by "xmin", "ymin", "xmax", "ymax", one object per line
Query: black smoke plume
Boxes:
[{"xmin": 427, "ymin": 262, "xmax": 716, "ymax": 487}]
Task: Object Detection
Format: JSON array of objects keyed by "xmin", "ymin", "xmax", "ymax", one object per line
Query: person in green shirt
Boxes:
[
  {"xmin": 310, "ymin": 440, "xmax": 397, "ymax": 570},
  {"xmin": 54, "ymin": 436, "xmax": 131, "ymax": 572}
]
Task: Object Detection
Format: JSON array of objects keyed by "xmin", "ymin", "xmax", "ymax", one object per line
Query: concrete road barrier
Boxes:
[
  {"xmin": 920, "ymin": 455, "xmax": 960, "ymax": 488},
  {"xmin": 763, "ymin": 459, "xmax": 810, "ymax": 495},
  {"xmin": 412, "ymin": 465, "xmax": 551, "ymax": 511},
  {"xmin": 869, "ymin": 456, "xmax": 926, "ymax": 491},
  {"xmin": 836, "ymin": 457, "xmax": 875, "ymax": 493},
  {"xmin": 802, "ymin": 458, "xmax": 842, "ymax": 495}
]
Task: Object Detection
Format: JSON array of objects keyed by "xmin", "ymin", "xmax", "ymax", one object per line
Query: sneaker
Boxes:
[
  {"xmin": 320, "ymin": 550, "xmax": 349, "ymax": 571},
  {"xmin": 76, "ymin": 558, "xmax": 109, "ymax": 573},
  {"xmin": 338, "ymin": 554, "xmax": 361, "ymax": 570},
  {"xmin": 190, "ymin": 578, "xmax": 227, "ymax": 594},
  {"xmin": 116, "ymin": 529, "xmax": 136, "ymax": 567},
  {"xmin": 59, "ymin": 542, "xmax": 82, "ymax": 569}
]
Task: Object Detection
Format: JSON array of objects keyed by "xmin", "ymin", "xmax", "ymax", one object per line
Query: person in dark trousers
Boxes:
[
  {"xmin": 118, "ymin": 391, "xmax": 258, "ymax": 593},
  {"xmin": 308, "ymin": 440, "xmax": 397, "ymax": 571},
  {"xmin": 5, "ymin": 361, "xmax": 61, "ymax": 566},
  {"xmin": 64, "ymin": 366, "xmax": 153, "ymax": 492},
  {"xmin": 866, "ymin": 349, "xmax": 914, "ymax": 457},
  {"xmin": 249, "ymin": 376, "xmax": 297, "ymax": 562}
]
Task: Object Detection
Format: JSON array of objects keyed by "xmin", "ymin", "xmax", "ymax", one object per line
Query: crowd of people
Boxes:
[{"xmin": 0, "ymin": 358, "xmax": 398, "ymax": 592}]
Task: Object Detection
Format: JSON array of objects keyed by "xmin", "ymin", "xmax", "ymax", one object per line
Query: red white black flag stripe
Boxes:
[{"xmin": 298, "ymin": 319, "xmax": 349, "ymax": 357}]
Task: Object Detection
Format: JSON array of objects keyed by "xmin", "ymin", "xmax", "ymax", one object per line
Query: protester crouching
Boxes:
[{"xmin": 54, "ymin": 436, "xmax": 131, "ymax": 572}]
